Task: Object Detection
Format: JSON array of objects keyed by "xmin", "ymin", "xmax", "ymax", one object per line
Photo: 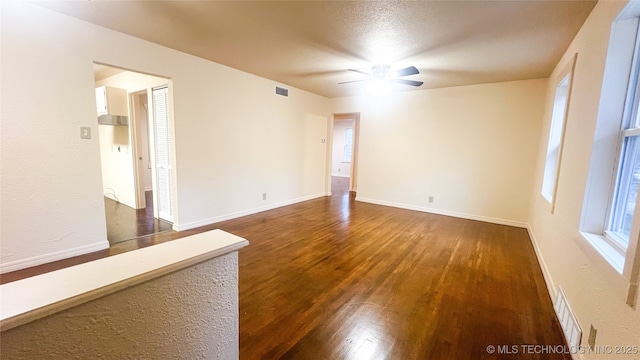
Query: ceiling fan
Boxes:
[{"xmin": 339, "ymin": 64, "xmax": 424, "ymax": 94}]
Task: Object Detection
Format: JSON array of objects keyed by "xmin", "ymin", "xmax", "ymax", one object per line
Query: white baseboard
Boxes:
[
  {"xmin": 331, "ymin": 174, "xmax": 350, "ymax": 178},
  {"xmin": 526, "ymin": 226, "xmax": 585, "ymax": 360},
  {"xmin": 0, "ymin": 240, "xmax": 110, "ymax": 274},
  {"xmin": 355, "ymin": 197, "xmax": 528, "ymax": 228},
  {"xmin": 173, "ymin": 192, "xmax": 330, "ymax": 231},
  {"xmin": 526, "ymin": 225, "xmax": 557, "ymax": 303},
  {"xmin": 104, "ymin": 195, "xmax": 136, "ymax": 210}
]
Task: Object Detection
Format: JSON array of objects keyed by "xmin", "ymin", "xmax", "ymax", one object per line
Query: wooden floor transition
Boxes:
[{"xmin": 1, "ymin": 178, "xmax": 569, "ymax": 359}]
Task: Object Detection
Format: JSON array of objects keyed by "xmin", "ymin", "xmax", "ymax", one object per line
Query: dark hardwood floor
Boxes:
[
  {"xmin": 104, "ymin": 190, "xmax": 173, "ymax": 244},
  {"xmin": 1, "ymin": 177, "xmax": 569, "ymax": 359}
]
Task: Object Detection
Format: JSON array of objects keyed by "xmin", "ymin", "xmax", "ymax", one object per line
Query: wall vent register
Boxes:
[
  {"xmin": 554, "ymin": 287, "xmax": 582, "ymax": 349},
  {"xmin": 275, "ymin": 86, "xmax": 289, "ymax": 97}
]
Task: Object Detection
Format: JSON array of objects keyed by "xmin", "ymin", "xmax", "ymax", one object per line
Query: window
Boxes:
[
  {"xmin": 606, "ymin": 86, "xmax": 640, "ymax": 250},
  {"xmin": 542, "ymin": 73, "xmax": 572, "ymax": 206},
  {"xmin": 580, "ymin": 13, "xmax": 640, "ymax": 277},
  {"xmin": 344, "ymin": 128, "xmax": 354, "ymax": 162}
]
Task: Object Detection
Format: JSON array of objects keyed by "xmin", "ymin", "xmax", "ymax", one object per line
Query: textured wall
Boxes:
[
  {"xmin": 0, "ymin": 1, "xmax": 110, "ymax": 272},
  {"xmin": 332, "ymin": 78, "xmax": 546, "ymax": 227},
  {"xmin": 1, "ymin": 1, "xmax": 330, "ymax": 271},
  {"xmin": 1, "ymin": 252, "xmax": 239, "ymax": 359},
  {"xmin": 527, "ymin": 0, "xmax": 640, "ymax": 354}
]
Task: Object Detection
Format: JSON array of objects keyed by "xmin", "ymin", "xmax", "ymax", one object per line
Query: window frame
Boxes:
[
  {"xmin": 541, "ymin": 58, "xmax": 576, "ymax": 213},
  {"xmin": 579, "ymin": 12, "xmax": 640, "ymax": 294},
  {"xmin": 601, "ymin": 20, "xmax": 640, "ymax": 255},
  {"xmin": 605, "ymin": 130, "xmax": 640, "ymax": 251}
]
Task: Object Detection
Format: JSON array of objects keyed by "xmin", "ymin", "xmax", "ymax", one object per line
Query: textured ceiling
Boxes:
[{"xmin": 36, "ymin": 1, "xmax": 597, "ymax": 98}]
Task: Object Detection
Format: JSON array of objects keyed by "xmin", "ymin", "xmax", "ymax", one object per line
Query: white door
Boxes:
[{"xmin": 152, "ymin": 86, "xmax": 174, "ymax": 223}]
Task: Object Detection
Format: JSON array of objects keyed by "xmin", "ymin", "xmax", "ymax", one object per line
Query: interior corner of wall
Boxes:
[{"xmin": 527, "ymin": 224, "xmax": 558, "ymax": 302}]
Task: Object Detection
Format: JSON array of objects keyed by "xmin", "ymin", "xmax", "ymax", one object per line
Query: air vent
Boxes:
[
  {"xmin": 275, "ymin": 86, "xmax": 289, "ymax": 97},
  {"xmin": 554, "ymin": 287, "xmax": 582, "ymax": 349}
]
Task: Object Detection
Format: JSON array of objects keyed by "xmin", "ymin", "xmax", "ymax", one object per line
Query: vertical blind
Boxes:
[{"xmin": 152, "ymin": 86, "xmax": 173, "ymax": 223}]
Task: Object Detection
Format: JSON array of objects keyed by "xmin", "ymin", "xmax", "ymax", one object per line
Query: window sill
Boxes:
[{"xmin": 580, "ymin": 232, "xmax": 625, "ymax": 274}]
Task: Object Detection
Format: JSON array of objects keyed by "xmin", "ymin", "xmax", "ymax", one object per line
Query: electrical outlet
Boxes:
[
  {"xmin": 588, "ymin": 324, "xmax": 597, "ymax": 348},
  {"xmin": 428, "ymin": 196, "xmax": 434, "ymax": 203},
  {"xmin": 263, "ymin": 193, "xmax": 267, "ymax": 200}
]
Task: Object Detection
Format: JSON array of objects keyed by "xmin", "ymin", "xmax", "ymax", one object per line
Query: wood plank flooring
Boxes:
[
  {"xmin": 219, "ymin": 186, "xmax": 569, "ymax": 359},
  {"xmin": 104, "ymin": 190, "xmax": 172, "ymax": 244},
  {"xmin": 1, "ymin": 178, "xmax": 569, "ymax": 359}
]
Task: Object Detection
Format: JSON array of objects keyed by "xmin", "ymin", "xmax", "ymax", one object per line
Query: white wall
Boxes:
[
  {"xmin": 1, "ymin": 2, "xmax": 110, "ymax": 271},
  {"xmin": 528, "ymin": 0, "xmax": 640, "ymax": 353},
  {"xmin": 332, "ymin": 79, "xmax": 546, "ymax": 227},
  {"xmin": 331, "ymin": 120, "xmax": 353, "ymax": 177},
  {"xmin": 0, "ymin": 1, "xmax": 330, "ymax": 271},
  {"xmin": 96, "ymin": 123, "xmax": 136, "ymax": 207}
]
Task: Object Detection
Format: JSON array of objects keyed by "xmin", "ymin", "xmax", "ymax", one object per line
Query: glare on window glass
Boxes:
[{"xmin": 610, "ymin": 136, "xmax": 640, "ymax": 246}]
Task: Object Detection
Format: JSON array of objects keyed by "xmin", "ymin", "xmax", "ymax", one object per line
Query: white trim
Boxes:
[
  {"xmin": 527, "ymin": 225, "xmax": 558, "ymax": 302},
  {"xmin": 355, "ymin": 197, "xmax": 528, "ymax": 228},
  {"xmin": 580, "ymin": 232, "xmax": 625, "ymax": 274},
  {"xmin": 603, "ymin": 230, "xmax": 629, "ymax": 253},
  {"xmin": 331, "ymin": 173, "xmax": 350, "ymax": 178},
  {"xmin": 104, "ymin": 196, "xmax": 137, "ymax": 210},
  {"xmin": 623, "ymin": 127, "xmax": 640, "ymax": 136},
  {"xmin": 172, "ymin": 192, "xmax": 330, "ymax": 231},
  {"xmin": 0, "ymin": 241, "xmax": 110, "ymax": 274}
]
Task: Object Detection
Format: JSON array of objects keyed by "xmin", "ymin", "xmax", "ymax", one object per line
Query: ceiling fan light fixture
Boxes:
[
  {"xmin": 372, "ymin": 64, "xmax": 391, "ymax": 79},
  {"xmin": 367, "ymin": 78, "xmax": 393, "ymax": 96},
  {"xmin": 341, "ymin": 64, "xmax": 422, "ymax": 95}
]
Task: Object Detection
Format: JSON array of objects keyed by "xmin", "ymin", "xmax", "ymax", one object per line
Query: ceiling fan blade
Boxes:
[
  {"xmin": 392, "ymin": 66, "xmax": 419, "ymax": 78},
  {"xmin": 392, "ymin": 79, "xmax": 424, "ymax": 87},
  {"xmin": 348, "ymin": 68, "xmax": 372, "ymax": 76},
  {"xmin": 338, "ymin": 79, "xmax": 369, "ymax": 85}
]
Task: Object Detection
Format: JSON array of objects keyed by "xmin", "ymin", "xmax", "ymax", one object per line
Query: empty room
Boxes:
[{"xmin": 1, "ymin": 1, "xmax": 640, "ymax": 359}]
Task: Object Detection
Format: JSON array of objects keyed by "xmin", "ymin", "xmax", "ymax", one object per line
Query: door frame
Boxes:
[
  {"xmin": 331, "ymin": 112, "xmax": 360, "ymax": 193},
  {"xmin": 130, "ymin": 90, "xmax": 149, "ymax": 210}
]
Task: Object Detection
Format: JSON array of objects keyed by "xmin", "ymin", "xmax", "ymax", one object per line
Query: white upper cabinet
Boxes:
[{"xmin": 95, "ymin": 86, "xmax": 128, "ymax": 116}]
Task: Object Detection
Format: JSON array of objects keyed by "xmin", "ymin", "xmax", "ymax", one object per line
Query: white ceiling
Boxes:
[
  {"xmin": 93, "ymin": 63, "xmax": 125, "ymax": 82},
  {"xmin": 36, "ymin": 1, "xmax": 597, "ymax": 98}
]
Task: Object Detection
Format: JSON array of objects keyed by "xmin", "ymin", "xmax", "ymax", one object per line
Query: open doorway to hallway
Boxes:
[
  {"xmin": 93, "ymin": 63, "xmax": 175, "ymax": 244},
  {"xmin": 331, "ymin": 113, "xmax": 360, "ymax": 196}
]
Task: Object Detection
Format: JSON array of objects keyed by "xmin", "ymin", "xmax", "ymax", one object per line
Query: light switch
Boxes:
[{"xmin": 80, "ymin": 126, "xmax": 91, "ymax": 139}]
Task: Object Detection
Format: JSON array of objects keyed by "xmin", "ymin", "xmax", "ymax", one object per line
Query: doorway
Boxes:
[
  {"xmin": 93, "ymin": 63, "xmax": 175, "ymax": 244},
  {"xmin": 331, "ymin": 113, "xmax": 360, "ymax": 197}
]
